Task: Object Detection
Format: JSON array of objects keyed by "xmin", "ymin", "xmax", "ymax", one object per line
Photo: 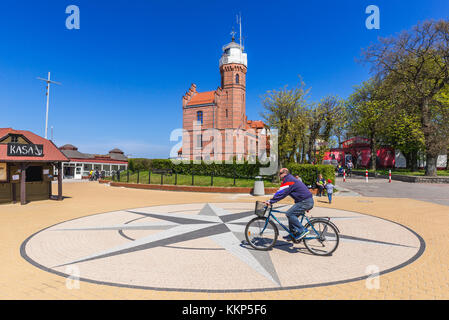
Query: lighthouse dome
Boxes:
[{"xmin": 219, "ymin": 39, "xmax": 247, "ymax": 68}]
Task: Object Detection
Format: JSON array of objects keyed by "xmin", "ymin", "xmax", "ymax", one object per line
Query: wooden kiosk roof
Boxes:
[
  {"xmin": 0, "ymin": 128, "xmax": 67, "ymax": 205},
  {"xmin": 0, "ymin": 128, "xmax": 68, "ymax": 162}
]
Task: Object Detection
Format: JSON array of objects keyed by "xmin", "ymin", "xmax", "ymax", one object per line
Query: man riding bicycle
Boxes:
[{"xmin": 266, "ymin": 168, "xmax": 314, "ymax": 242}]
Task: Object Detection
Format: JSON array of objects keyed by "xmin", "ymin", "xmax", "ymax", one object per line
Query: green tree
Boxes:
[
  {"xmin": 347, "ymin": 78, "xmax": 390, "ymax": 171},
  {"xmin": 260, "ymin": 78, "xmax": 310, "ymax": 168},
  {"xmin": 381, "ymin": 91, "xmax": 425, "ymax": 171},
  {"xmin": 320, "ymin": 96, "xmax": 347, "ymax": 145},
  {"xmin": 362, "ymin": 19, "xmax": 449, "ymax": 176},
  {"xmin": 306, "ymin": 103, "xmax": 326, "ymax": 164},
  {"xmin": 434, "ymin": 84, "xmax": 449, "ymax": 170},
  {"xmin": 128, "ymin": 158, "xmax": 135, "ymax": 172}
]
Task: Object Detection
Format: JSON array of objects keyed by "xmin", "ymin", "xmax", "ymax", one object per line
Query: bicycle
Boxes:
[{"xmin": 245, "ymin": 201, "xmax": 340, "ymax": 256}]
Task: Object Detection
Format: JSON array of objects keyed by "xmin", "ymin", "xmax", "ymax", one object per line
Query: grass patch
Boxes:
[{"xmin": 106, "ymin": 171, "xmax": 280, "ymax": 188}]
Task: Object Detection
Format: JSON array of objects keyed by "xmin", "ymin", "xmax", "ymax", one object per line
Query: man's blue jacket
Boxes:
[{"xmin": 269, "ymin": 174, "xmax": 313, "ymax": 204}]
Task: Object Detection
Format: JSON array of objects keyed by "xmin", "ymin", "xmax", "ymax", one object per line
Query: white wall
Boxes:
[
  {"xmin": 395, "ymin": 151, "xmax": 407, "ymax": 168},
  {"xmin": 395, "ymin": 151, "xmax": 448, "ymax": 168}
]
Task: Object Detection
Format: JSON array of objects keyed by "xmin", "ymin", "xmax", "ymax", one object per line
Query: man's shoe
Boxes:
[{"xmin": 294, "ymin": 230, "xmax": 310, "ymax": 241}]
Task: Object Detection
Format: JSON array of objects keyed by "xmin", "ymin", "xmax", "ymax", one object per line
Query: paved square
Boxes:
[{"xmin": 0, "ymin": 181, "xmax": 448, "ymax": 299}]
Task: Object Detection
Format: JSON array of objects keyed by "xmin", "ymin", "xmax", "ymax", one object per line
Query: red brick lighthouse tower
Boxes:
[
  {"xmin": 218, "ymin": 32, "xmax": 248, "ymax": 130},
  {"xmin": 180, "ymin": 29, "xmax": 265, "ymax": 161}
]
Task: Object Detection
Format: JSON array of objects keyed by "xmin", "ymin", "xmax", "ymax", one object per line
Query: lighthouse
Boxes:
[{"xmin": 180, "ymin": 24, "xmax": 265, "ymax": 161}]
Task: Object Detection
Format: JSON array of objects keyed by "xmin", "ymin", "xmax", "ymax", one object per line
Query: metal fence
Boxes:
[{"xmin": 110, "ymin": 169, "xmax": 276, "ymax": 187}]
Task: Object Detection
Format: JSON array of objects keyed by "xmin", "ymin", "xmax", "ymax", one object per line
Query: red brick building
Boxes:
[
  {"xmin": 323, "ymin": 137, "xmax": 396, "ymax": 168},
  {"xmin": 179, "ymin": 35, "xmax": 267, "ymax": 161}
]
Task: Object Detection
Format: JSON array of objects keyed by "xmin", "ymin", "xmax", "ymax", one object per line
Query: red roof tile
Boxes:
[
  {"xmin": 0, "ymin": 128, "xmax": 68, "ymax": 162},
  {"xmin": 186, "ymin": 91, "xmax": 215, "ymax": 106},
  {"xmin": 246, "ymin": 120, "xmax": 266, "ymax": 130}
]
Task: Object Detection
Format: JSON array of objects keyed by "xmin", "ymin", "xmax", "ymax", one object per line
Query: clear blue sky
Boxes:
[{"xmin": 1, "ymin": 0, "xmax": 448, "ymax": 158}]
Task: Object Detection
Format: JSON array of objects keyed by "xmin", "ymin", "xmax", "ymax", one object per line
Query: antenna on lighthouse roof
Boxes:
[{"xmin": 236, "ymin": 12, "xmax": 243, "ymax": 49}]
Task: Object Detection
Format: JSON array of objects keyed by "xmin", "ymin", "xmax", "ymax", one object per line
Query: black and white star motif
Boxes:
[{"xmin": 54, "ymin": 203, "xmax": 416, "ymax": 287}]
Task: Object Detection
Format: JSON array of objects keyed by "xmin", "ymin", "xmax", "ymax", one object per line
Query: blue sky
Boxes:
[{"xmin": 1, "ymin": 0, "xmax": 448, "ymax": 158}]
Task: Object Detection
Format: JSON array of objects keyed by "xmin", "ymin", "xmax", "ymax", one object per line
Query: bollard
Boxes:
[
  {"xmin": 343, "ymin": 169, "xmax": 346, "ymax": 182},
  {"xmin": 389, "ymin": 170, "xmax": 392, "ymax": 183},
  {"xmin": 253, "ymin": 176, "xmax": 265, "ymax": 196},
  {"xmin": 366, "ymin": 169, "xmax": 369, "ymax": 183}
]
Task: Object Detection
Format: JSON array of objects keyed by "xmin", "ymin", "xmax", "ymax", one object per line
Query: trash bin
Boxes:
[{"xmin": 253, "ymin": 176, "xmax": 265, "ymax": 196}]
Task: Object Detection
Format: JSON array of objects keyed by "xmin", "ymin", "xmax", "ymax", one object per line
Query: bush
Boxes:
[
  {"xmin": 127, "ymin": 158, "xmax": 335, "ymax": 186},
  {"xmin": 127, "ymin": 159, "xmax": 273, "ymax": 179},
  {"xmin": 286, "ymin": 163, "xmax": 335, "ymax": 186}
]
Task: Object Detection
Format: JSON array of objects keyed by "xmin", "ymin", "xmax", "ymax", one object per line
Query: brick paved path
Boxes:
[
  {"xmin": 336, "ymin": 176, "xmax": 449, "ymax": 206},
  {"xmin": 0, "ymin": 182, "xmax": 448, "ymax": 299}
]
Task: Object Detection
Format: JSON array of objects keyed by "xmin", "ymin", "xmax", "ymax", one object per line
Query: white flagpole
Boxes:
[
  {"xmin": 45, "ymin": 72, "xmax": 51, "ymax": 139},
  {"xmin": 37, "ymin": 72, "xmax": 61, "ymax": 139}
]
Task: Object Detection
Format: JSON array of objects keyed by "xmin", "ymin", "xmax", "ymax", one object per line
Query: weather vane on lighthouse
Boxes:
[{"xmin": 230, "ymin": 28, "xmax": 236, "ymax": 41}]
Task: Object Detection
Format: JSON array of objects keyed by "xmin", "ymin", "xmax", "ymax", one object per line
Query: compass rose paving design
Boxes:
[{"xmin": 22, "ymin": 203, "xmax": 424, "ymax": 292}]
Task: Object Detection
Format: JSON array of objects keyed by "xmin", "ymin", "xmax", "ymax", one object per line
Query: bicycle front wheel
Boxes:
[
  {"xmin": 245, "ymin": 217, "xmax": 278, "ymax": 251},
  {"xmin": 303, "ymin": 219, "xmax": 339, "ymax": 256}
]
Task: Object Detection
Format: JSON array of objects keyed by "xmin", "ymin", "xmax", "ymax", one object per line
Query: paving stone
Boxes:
[{"xmin": 0, "ymin": 182, "xmax": 447, "ymax": 299}]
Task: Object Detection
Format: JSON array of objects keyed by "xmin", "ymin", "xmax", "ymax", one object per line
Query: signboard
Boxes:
[
  {"xmin": 342, "ymin": 137, "xmax": 370, "ymax": 149},
  {"xmin": 7, "ymin": 143, "xmax": 44, "ymax": 157},
  {"xmin": 0, "ymin": 163, "xmax": 6, "ymax": 181}
]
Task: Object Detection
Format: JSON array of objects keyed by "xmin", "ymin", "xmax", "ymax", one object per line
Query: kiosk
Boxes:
[{"xmin": 0, "ymin": 128, "xmax": 68, "ymax": 205}]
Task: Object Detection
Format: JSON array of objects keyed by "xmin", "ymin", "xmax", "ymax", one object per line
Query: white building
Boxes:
[{"xmin": 59, "ymin": 144, "xmax": 128, "ymax": 179}]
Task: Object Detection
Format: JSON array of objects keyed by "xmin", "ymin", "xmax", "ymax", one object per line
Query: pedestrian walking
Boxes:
[
  {"xmin": 325, "ymin": 179, "xmax": 334, "ymax": 204},
  {"xmin": 347, "ymin": 160, "xmax": 353, "ymax": 177},
  {"xmin": 316, "ymin": 174, "xmax": 326, "ymax": 197}
]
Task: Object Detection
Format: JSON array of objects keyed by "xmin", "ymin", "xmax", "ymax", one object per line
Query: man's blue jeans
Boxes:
[{"xmin": 285, "ymin": 197, "xmax": 314, "ymax": 235}]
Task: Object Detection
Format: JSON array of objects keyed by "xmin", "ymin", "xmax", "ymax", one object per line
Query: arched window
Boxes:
[
  {"xmin": 197, "ymin": 111, "xmax": 203, "ymax": 125},
  {"xmin": 236, "ymin": 74, "xmax": 240, "ymax": 84}
]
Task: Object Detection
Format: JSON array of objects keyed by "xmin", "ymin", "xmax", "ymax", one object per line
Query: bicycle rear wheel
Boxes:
[
  {"xmin": 303, "ymin": 219, "xmax": 339, "ymax": 256},
  {"xmin": 245, "ymin": 217, "xmax": 278, "ymax": 251}
]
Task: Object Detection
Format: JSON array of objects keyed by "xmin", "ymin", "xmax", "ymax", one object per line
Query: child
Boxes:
[{"xmin": 325, "ymin": 179, "xmax": 334, "ymax": 204}]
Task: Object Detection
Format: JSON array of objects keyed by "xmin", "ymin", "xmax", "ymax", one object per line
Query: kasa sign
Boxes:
[{"xmin": 7, "ymin": 143, "xmax": 44, "ymax": 157}]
